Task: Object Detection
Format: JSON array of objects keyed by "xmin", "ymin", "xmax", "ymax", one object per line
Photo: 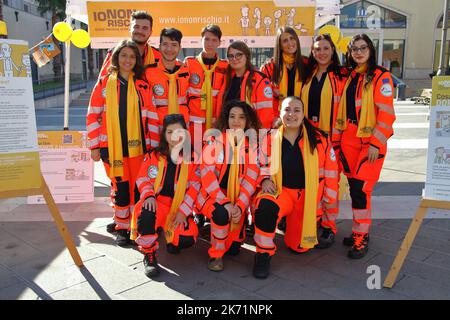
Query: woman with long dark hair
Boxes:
[
  {"xmin": 197, "ymin": 100, "xmax": 261, "ymax": 272},
  {"xmin": 219, "ymin": 41, "xmax": 274, "ymax": 129},
  {"xmin": 301, "ymin": 34, "xmax": 348, "ymax": 247},
  {"xmin": 333, "ymin": 34, "xmax": 396, "ymax": 259},
  {"xmin": 131, "ymin": 114, "xmax": 200, "ymax": 278},
  {"xmin": 261, "ymin": 26, "xmax": 308, "ymax": 115},
  {"xmin": 86, "ymin": 40, "xmax": 158, "ymax": 246},
  {"xmin": 252, "ymin": 96, "xmax": 338, "ymax": 279}
]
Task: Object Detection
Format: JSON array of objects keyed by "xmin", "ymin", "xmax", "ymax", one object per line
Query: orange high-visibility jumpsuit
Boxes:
[
  {"xmin": 333, "ymin": 66, "xmax": 396, "ymax": 235},
  {"xmin": 98, "ymin": 45, "xmax": 161, "ymax": 79},
  {"xmin": 184, "ymin": 56, "xmax": 228, "ymax": 140},
  {"xmin": 300, "ymin": 67, "xmax": 348, "ymax": 233},
  {"xmin": 86, "ymin": 75, "xmax": 158, "ymax": 230},
  {"xmin": 253, "ymin": 127, "xmax": 339, "ymax": 255},
  {"xmin": 217, "ymin": 70, "xmax": 275, "ymax": 129},
  {"xmin": 260, "ymin": 57, "xmax": 309, "ymax": 117},
  {"xmin": 144, "ymin": 60, "xmax": 190, "ymax": 133},
  {"xmin": 133, "ymin": 151, "xmax": 200, "ymax": 253},
  {"xmin": 197, "ymin": 133, "xmax": 259, "ymax": 258}
]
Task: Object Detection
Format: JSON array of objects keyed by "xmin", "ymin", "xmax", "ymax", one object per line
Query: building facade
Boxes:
[
  {"xmin": 2, "ymin": 0, "xmax": 102, "ymax": 83},
  {"xmin": 337, "ymin": 0, "xmax": 446, "ymax": 80}
]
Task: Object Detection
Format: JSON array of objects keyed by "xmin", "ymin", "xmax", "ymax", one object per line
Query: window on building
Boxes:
[
  {"xmin": 340, "ymin": 0, "xmax": 406, "ymax": 29},
  {"xmin": 383, "ymin": 40, "xmax": 404, "ymax": 78},
  {"xmin": 437, "ymin": 10, "xmax": 450, "ymax": 28},
  {"xmin": 434, "ymin": 40, "xmax": 450, "ymax": 73},
  {"xmin": 3, "ymin": 0, "xmax": 9, "ymax": 6}
]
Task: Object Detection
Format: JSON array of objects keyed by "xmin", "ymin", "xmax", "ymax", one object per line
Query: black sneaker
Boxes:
[
  {"xmin": 143, "ymin": 252, "xmax": 160, "ymax": 278},
  {"xmin": 194, "ymin": 214, "xmax": 205, "ymax": 230},
  {"xmin": 315, "ymin": 228, "xmax": 335, "ymax": 249},
  {"xmin": 277, "ymin": 217, "xmax": 286, "ymax": 232},
  {"xmin": 106, "ymin": 221, "xmax": 116, "ymax": 233},
  {"xmin": 115, "ymin": 229, "xmax": 131, "ymax": 247},
  {"xmin": 166, "ymin": 243, "xmax": 180, "ymax": 254},
  {"xmin": 253, "ymin": 253, "xmax": 271, "ymax": 279},
  {"xmin": 225, "ymin": 241, "xmax": 241, "ymax": 256},
  {"xmin": 348, "ymin": 233, "xmax": 369, "ymax": 259},
  {"xmin": 343, "ymin": 233, "xmax": 370, "ymax": 246},
  {"xmin": 245, "ymin": 223, "xmax": 255, "ymax": 237}
]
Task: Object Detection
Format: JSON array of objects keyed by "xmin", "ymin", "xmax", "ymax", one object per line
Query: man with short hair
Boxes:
[
  {"xmin": 184, "ymin": 25, "xmax": 228, "ymax": 140},
  {"xmin": 145, "ymin": 28, "xmax": 190, "ymax": 131},
  {"xmin": 99, "ymin": 10, "xmax": 161, "ymax": 77}
]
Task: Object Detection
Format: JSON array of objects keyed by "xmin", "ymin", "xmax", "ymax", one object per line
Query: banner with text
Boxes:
[
  {"xmin": 424, "ymin": 76, "xmax": 450, "ymax": 201},
  {"xmin": 0, "ymin": 39, "xmax": 41, "ymax": 192},
  {"xmin": 86, "ymin": 0, "xmax": 316, "ymax": 48}
]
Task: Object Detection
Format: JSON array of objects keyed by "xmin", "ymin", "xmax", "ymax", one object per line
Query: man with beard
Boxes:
[{"xmin": 99, "ymin": 11, "xmax": 161, "ymax": 78}]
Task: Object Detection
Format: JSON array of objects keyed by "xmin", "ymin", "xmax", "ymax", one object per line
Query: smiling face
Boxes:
[
  {"xmin": 130, "ymin": 18, "xmax": 152, "ymax": 45},
  {"xmin": 280, "ymin": 98, "xmax": 304, "ymax": 129},
  {"xmin": 165, "ymin": 123, "xmax": 185, "ymax": 149},
  {"xmin": 350, "ymin": 39, "xmax": 370, "ymax": 66},
  {"xmin": 202, "ymin": 31, "xmax": 220, "ymax": 56},
  {"xmin": 118, "ymin": 47, "xmax": 137, "ymax": 74},
  {"xmin": 227, "ymin": 47, "xmax": 247, "ymax": 72},
  {"xmin": 312, "ymin": 39, "xmax": 333, "ymax": 67},
  {"xmin": 160, "ymin": 36, "xmax": 181, "ymax": 63},
  {"xmin": 228, "ymin": 106, "xmax": 247, "ymax": 130},
  {"xmin": 280, "ymin": 32, "xmax": 297, "ymax": 56}
]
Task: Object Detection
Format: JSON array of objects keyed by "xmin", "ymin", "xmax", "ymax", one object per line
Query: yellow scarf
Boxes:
[
  {"xmin": 266, "ymin": 125, "xmax": 319, "ymax": 248},
  {"xmin": 105, "ymin": 71, "xmax": 143, "ymax": 178},
  {"xmin": 130, "ymin": 155, "xmax": 189, "ymax": 242},
  {"xmin": 279, "ymin": 53, "xmax": 302, "ymax": 110},
  {"xmin": 198, "ymin": 55, "xmax": 220, "ymax": 129},
  {"xmin": 335, "ymin": 65, "xmax": 376, "ymax": 137},
  {"xmin": 161, "ymin": 61, "xmax": 182, "ymax": 114},
  {"xmin": 226, "ymin": 132, "xmax": 244, "ymax": 232},
  {"xmin": 144, "ymin": 44, "xmax": 155, "ymax": 65},
  {"xmin": 301, "ymin": 69, "xmax": 333, "ymax": 133}
]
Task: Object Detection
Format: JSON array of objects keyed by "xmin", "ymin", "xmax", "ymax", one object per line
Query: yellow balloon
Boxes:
[
  {"xmin": 318, "ymin": 25, "xmax": 341, "ymax": 46},
  {"xmin": 53, "ymin": 22, "xmax": 73, "ymax": 42},
  {"xmin": 338, "ymin": 36, "xmax": 352, "ymax": 54},
  {"xmin": 71, "ymin": 29, "xmax": 91, "ymax": 49}
]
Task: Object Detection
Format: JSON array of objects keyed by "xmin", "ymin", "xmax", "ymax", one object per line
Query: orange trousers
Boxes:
[
  {"xmin": 200, "ymin": 198, "xmax": 248, "ymax": 258},
  {"xmin": 134, "ymin": 195, "xmax": 198, "ymax": 253},
  {"xmin": 102, "ymin": 155, "xmax": 143, "ymax": 231},
  {"xmin": 253, "ymin": 187, "xmax": 313, "ymax": 255},
  {"xmin": 340, "ymin": 123, "xmax": 386, "ymax": 234}
]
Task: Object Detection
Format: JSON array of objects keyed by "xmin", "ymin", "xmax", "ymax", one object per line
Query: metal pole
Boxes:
[
  {"xmin": 437, "ymin": 0, "xmax": 449, "ymax": 76},
  {"xmin": 63, "ymin": 15, "xmax": 71, "ymax": 130}
]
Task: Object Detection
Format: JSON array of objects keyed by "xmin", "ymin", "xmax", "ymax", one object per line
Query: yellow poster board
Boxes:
[
  {"xmin": 0, "ymin": 39, "xmax": 83, "ymax": 267},
  {"xmin": 0, "ymin": 39, "xmax": 41, "ymax": 191}
]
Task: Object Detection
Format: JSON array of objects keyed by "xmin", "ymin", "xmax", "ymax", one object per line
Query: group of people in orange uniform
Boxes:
[{"xmin": 86, "ymin": 10, "xmax": 396, "ymax": 279}]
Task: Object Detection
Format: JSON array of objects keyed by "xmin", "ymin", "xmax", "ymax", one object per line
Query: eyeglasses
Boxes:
[
  {"xmin": 350, "ymin": 45, "xmax": 369, "ymax": 54},
  {"xmin": 227, "ymin": 52, "xmax": 244, "ymax": 61}
]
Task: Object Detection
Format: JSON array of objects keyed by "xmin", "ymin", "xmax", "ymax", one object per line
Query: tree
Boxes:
[{"xmin": 36, "ymin": 0, "xmax": 66, "ymax": 79}]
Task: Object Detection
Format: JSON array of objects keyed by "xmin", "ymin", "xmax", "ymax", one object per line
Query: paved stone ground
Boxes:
[{"xmin": 0, "ymin": 195, "xmax": 449, "ymax": 300}]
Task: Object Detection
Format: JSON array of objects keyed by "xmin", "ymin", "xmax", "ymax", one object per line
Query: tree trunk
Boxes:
[
  {"xmin": 87, "ymin": 45, "xmax": 94, "ymax": 80},
  {"xmin": 52, "ymin": 14, "xmax": 62, "ymax": 79}
]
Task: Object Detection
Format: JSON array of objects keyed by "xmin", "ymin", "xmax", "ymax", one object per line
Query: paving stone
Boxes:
[
  {"xmin": 422, "ymin": 251, "xmax": 450, "ymax": 270},
  {"xmin": 50, "ymin": 281, "xmax": 123, "ymax": 300},
  {"xmin": 388, "ymin": 275, "xmax": 450, "ymax": 300},
  {"xmin": 369, "ymin": 253, "xmax": 450, "ymax": 289},
  {"xmin": 257, "ymin": 277, "xmax": 338, "ymax": 300},
  {"xmin": 118, "ymin": 281, "xmax": 191, "ymax": 300},
  {"xmin": 0, "ymin": 266, "xmax": 22, "ymax": 290},
  {"xmin": 0, "ymin": 283, "xmax": 43, "ymax": 300},
  {"xmin": 189, "ymin": 277, "xmax": 267, "ymax": 300}
]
